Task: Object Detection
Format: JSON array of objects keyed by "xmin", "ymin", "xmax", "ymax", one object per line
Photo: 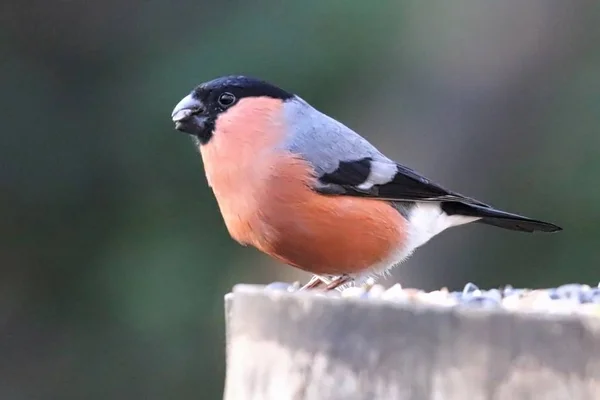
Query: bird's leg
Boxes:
[
  {"xmin": 298, "ymin": 275, "xmax": 330, "ymax": 291},
  {"xmin": 325, "ymin": 274, "xmax": 353, "ymax": 291}
]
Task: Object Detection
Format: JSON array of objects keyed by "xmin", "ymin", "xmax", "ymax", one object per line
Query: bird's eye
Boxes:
[{"xmin": 218, "ymin": 92, "xmax": 236, "ymax": 107}]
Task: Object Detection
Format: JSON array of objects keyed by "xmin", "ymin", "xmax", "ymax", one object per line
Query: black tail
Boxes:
[{"xmin": 441, "ymin": 202, "xmax": 562, "ymax": 233}]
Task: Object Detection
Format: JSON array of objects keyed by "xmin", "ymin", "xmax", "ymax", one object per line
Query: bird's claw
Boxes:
[{"xmin": 298, "ymin": 275, "xmax": 330, "ymax": 291}]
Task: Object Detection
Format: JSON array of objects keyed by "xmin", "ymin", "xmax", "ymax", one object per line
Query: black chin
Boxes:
[{"xmin": 174, "ymin": 118, "xmax": 213, "ymax": 145}]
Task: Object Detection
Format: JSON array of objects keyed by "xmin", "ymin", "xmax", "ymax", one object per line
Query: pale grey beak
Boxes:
[
  {"xmin": 171, "ymin": 94, "xmax": 202, "ymax": 122},
  {"xmin": 171, "ymin": 94, "xmax": 207, "ymax": 137}
]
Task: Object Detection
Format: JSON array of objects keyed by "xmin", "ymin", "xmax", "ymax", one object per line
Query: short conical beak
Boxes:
[{"xmin": 171, "ymin": 94, "xmax": 207, "ymax": 137}]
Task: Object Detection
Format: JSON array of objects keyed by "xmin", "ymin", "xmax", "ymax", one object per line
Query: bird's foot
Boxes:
[
  {"xmin": 298, "ymin": 275, "xmax": 331, "ymax": 291},
  {"xmin": 298, "ymin": 274, "xmax": 354, "ymax": 291},
  {"xmin": 324, "ymin": 275, "xmax": 353, "ymax": 291}
]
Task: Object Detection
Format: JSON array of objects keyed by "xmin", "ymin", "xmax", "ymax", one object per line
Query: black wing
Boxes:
[
  {"xmin": 316, "ymin": 157, "xmax": 487, "ymax": 206},
  {"xmin": 314, "ymin": 157, "xmax": 561, "ymax": 233}
]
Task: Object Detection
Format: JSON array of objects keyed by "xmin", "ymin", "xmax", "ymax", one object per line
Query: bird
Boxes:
[{"xmin": 170, "ymin": 75, "xmax": 561, "ymax": 291}]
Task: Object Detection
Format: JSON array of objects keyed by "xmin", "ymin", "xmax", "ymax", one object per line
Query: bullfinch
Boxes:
[{"xmin": 170, "ymin": 75, "xmax": 561, "ymax": 290}]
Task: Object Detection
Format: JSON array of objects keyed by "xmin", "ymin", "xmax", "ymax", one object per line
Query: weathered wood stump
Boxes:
[{"xmin": 223, "ymin": 284, "xmax": 600, "ymax": 400}]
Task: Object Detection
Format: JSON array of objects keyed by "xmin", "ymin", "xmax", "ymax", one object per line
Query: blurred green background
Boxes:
[{"xmin": 1, "ymin": 0, "xmax": 599, "ymax": 398}]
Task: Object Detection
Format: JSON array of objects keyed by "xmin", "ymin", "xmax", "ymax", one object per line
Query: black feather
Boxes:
[
  {"xmin": 441, "ymin": 202, "xmax": 561, "ymax": 233},
  {"xmin": 317, "ymin": 160, "xmax": 484, "ymax": 204},
  {"xmin": 316, "ymin": 159, "xmax": 561, "ymax": 233},
  {"xmin": 320, "ymin": 158, "xmax": 372, "ymax": 186}
]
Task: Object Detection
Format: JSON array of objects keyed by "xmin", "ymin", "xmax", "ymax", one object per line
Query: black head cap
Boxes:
[
  {"xmin": 171, "ymin": 75, "xmax": 294, "ymax": 144},
  {"xmin": 193, "ymin": 75, "xmax": 294, "ymax": 103}
]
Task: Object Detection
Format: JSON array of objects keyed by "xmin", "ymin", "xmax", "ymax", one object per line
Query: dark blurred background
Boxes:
[{"xmin": 1, "ymin": 0, "xmax": 598, "ymax": 398}]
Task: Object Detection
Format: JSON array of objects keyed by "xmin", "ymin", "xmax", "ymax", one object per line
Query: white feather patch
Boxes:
[
  {"xmin": 357, "ymin": 160, "xmax": 397, "ymax": 190},
  {"xmin": 405, "ymin": 202, "xmax": 480, "ymax": 251}
]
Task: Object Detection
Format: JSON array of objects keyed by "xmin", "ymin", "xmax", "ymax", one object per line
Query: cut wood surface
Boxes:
[{"xmin": 223, "ymin": 284, "xmax": 600, "ymax": 400}]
